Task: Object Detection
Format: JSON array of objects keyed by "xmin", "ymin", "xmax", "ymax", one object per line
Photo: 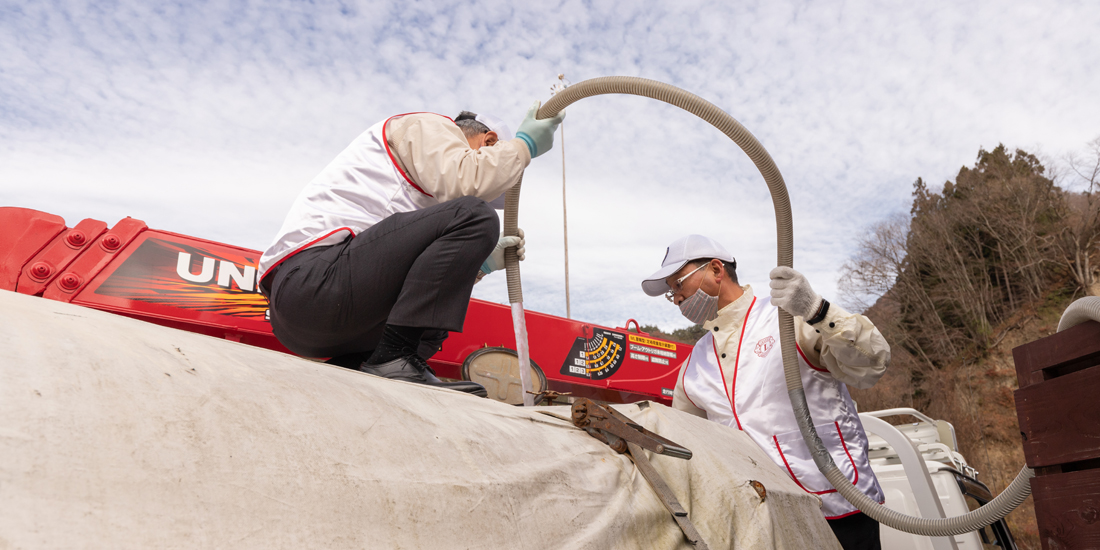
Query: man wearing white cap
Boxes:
[
  {"xmin": 642, "ymin": 235, "xmax": 890, "ymax": 550},
  {"xmin": 258, "ymin": 105, "xmax": 564, "ymax": 396}
]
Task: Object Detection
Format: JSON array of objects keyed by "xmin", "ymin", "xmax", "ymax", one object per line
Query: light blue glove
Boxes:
[
  {"xmin": 481, "ymin": 229, "xmax": 526, "ymax": 274},
  {"xmin": 515, "ymin": 101, "xmax": 565, "ymax": 158}
]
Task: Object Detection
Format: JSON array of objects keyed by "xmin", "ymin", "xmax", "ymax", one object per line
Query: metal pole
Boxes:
[
  {"xmin": 561, "ymin": 119, "xmax": 571, "ymax": 319},
  {"xmin": 552, "ymin": 73, "xmax": 572, "ymax": 320}
]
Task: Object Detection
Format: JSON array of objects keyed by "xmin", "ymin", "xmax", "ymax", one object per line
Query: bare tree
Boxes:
[
  {"xmin": 838, "ymin": 213, "xmax": 909, "ymax": 313},
  {"xmin": 843, "ymin": 142, "xmax": 1099, "ymax": 550},
  {"xmin": 841, "ymin": 146, "xmax": 1062, "ymax": 371},
  {"xmin": 1058, "ymin": 136, "xmax": 1100, "ymax": 294}
]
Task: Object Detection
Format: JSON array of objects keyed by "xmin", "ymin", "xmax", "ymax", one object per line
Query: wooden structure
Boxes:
[{"xmin": 1014, "ymin": 320, "xmax": 1100, "ymax": 550}]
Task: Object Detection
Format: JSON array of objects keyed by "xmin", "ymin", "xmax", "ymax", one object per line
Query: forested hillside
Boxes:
[
  {"xmin": 841, "ymin": 139, "xmax": 1100, "ymax": 549},
  {"xmin": 641, "ymin": 138, "xmax": 1100, "ymax": 549}
]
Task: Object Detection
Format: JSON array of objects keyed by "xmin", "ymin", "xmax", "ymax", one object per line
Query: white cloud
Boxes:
[{"xmin": 2, "ymin": 0, "xmax": 1099, "ymax": 332}]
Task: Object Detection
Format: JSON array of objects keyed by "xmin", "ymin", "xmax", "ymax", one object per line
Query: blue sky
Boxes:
[{"xmin": 3, "ymin": 0, "xmax": 1099, "ymax": 330}]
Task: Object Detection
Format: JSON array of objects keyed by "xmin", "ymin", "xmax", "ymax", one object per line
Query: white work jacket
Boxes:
[
  {"xmin": 259, "ymin": 113, "xmax": 529, "ymax": 279},
  {"xmin": 674, "ymin": 286, "xmax": 886, "ymax": 519}
]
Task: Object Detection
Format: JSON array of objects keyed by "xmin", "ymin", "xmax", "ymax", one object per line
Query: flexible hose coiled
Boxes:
[
  {"xmin": 502, "ymin": 75, "xmax": 1046, "ymax": 536},
  {"xmin": 1056, "ymin": 296, "xmax": 1100, "ymax": 332}
]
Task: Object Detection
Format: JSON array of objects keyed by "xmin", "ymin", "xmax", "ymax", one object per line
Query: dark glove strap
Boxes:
[{"xmin": 806, "ymin": 299, "xmax": 830, "ymax": 325}]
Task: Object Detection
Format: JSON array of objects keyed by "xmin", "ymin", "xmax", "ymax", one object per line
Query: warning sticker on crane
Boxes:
[
  {"xmin": 628, "ymin": 334, "xmax": 676, "ymax": 351},
  {"xmin": 560, "ymin": 329, "xmax": 626, "ymax": 380}
]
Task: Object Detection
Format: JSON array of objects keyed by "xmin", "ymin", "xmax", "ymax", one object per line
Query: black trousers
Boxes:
[
  {"xmin": 267, "ymin": 196, "xmax": 499, "ymax": 359},
  {"xmin": 828, "ymin": 512, "xmax": 881, "ymax": 550}
]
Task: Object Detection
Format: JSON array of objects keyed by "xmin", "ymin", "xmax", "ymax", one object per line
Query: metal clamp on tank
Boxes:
[{"xmin": 571, "ymin": 398, "xmax": 709, "ymax": 549}]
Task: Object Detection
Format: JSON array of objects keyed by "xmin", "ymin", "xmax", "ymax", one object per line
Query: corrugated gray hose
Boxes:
[
  {"xmin": 503, "ymin": 175, "xmax": 524, "ymax": 303},
  {"xmin": 502, "ymin": 75, "xmax": 1042, "ymax": 536},
  {"xmin": 1056, "ymin": 296, "xmax": 1100, "ymax": 332}
]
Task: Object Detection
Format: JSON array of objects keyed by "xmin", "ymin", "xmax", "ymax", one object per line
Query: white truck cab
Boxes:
[{"xmin": 862, "ymin": 408, "xmax": 1017, "ymax": 550}]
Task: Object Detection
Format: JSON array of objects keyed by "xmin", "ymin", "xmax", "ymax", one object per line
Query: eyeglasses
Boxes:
[{"xmin": 664, "ymin": 263, "xmax": 707, "ymax": 302}]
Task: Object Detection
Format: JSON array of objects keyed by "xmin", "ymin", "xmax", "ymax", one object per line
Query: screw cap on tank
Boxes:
[
  {"xmin": 66, "ymin": 231, "xmax": 87, "ymax": 247},
  {"xmin": 58, "ymin": 273, "xmax": 82, "ymax": 291},
  {"xmin": 101, "ymin": 234, "xmax": 122, "ymax": 251},
  {"xmin": 29, "ymin": 262, "xmax": 53, "ymax": 281}
]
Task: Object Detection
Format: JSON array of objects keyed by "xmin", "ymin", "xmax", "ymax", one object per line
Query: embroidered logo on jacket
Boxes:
[{"xmin": 754, "ymin": 336, "xmax": 775, "ymax": 358}]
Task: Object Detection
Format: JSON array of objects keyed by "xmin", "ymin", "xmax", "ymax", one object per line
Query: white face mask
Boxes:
[{"xmin": 679, "ymin": 274, "xmax": 723, "ymax": 324}]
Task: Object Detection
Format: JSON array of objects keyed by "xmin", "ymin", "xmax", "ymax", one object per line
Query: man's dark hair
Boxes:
[
  {"xmin": 454, "ymin": 111, "xmax": 491, "ymax": 139},
  {"xmin": 690, "ymin": 258, "xmax": 738, "ymax": 285}
]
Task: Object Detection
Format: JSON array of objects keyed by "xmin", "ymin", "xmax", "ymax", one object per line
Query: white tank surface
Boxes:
[{"xmin": 0, "ymin": 289, "xmax": 840, "ymax": 549}]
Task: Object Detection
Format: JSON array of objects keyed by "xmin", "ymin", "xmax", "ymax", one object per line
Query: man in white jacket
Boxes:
[
  {"xmin": 259, "ymin": 105, "xmax": 563, "ymax": 396},
  {"xmin": 642, "ymin": 234, "xmax": 890, "ymax": 550}
]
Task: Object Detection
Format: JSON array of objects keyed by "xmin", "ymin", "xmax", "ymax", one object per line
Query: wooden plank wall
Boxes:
[{"xmin": 1013, "ymin": 321, "xmax": 1100, "ymax": 550}]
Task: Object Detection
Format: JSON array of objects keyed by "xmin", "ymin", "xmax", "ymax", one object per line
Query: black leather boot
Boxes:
[{"xmin": 359, "ymin": 356, "xmax": 487, "ymax": 397}]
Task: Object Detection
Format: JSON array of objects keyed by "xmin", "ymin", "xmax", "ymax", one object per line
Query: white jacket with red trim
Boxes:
[
  {"xmin": 258, "ymin": 113, "xmax": 530, "ymax": 279},
  {"xmin": 673, "ymin": 285, "xmax": 887, "ymax": 519}
]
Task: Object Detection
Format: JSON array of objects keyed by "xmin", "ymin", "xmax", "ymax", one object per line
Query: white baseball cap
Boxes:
[
  {"xmin": 474, "ymin": 113, "xmax": 513, "ymax": 142},
  {"xmin": 641, "ymin": 235, "xmax": 737, "ymax": 297}
]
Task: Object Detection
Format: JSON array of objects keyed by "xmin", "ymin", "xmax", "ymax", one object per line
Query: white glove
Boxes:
[
  {"xmin": 481, "ymin": 228, "xmax": 525, "ymax": 274},
  {"xmin": 769, "ymin": 266, "xmax": 823, "ymax": 319}
]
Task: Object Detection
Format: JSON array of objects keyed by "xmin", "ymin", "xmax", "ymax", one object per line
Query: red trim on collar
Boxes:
[
  {"xmin": 723, "ymin": 296, "xmax": 757, "ymax": 431},
  {"xmin": 825, "ymin": 509, "xmax": 865, "ymax": 521},
  {"xmin": 259, "ymin": 227, "xmax": 355, "ymax": 281},
  {"xmin": 836, "ymin": 421, "xmax": 859, "ymax": 485},
  {"xmin": 824, "ymin": 501, "xmax": 884, "ymax": 520},
  {"xmin": 711, "ymin": 336, "xmax": 736, "ymax": 429},
  {"xmin": 796, "ymin": 343, "xmax": 829, "ymax": 373},
  {"xmin": 771, "ymin": 421, "xmax": 859, "ymax": 496},
  {"xmin": 382, "ymin": 112, "xmax": 456, "ymax": 198},
  {"xmin": 773, "ymin": 434, "xmax": 834, "ymax": 494},
  {"xmin": 680, "ymin": 349, "xmax": 703, "ymax": 411}
]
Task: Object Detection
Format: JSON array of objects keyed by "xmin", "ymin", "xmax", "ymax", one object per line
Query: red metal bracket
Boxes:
[
  {"xmin": 44, "ymin": 217, "xmax": 147, "ymax": 302},
  {"xmin": 0, "ymin": 208, "xmax": 68, "ymax": 291},
  {"xmin": 17, "ymin": 218, "xmax": 109, "ymax": 296}
]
